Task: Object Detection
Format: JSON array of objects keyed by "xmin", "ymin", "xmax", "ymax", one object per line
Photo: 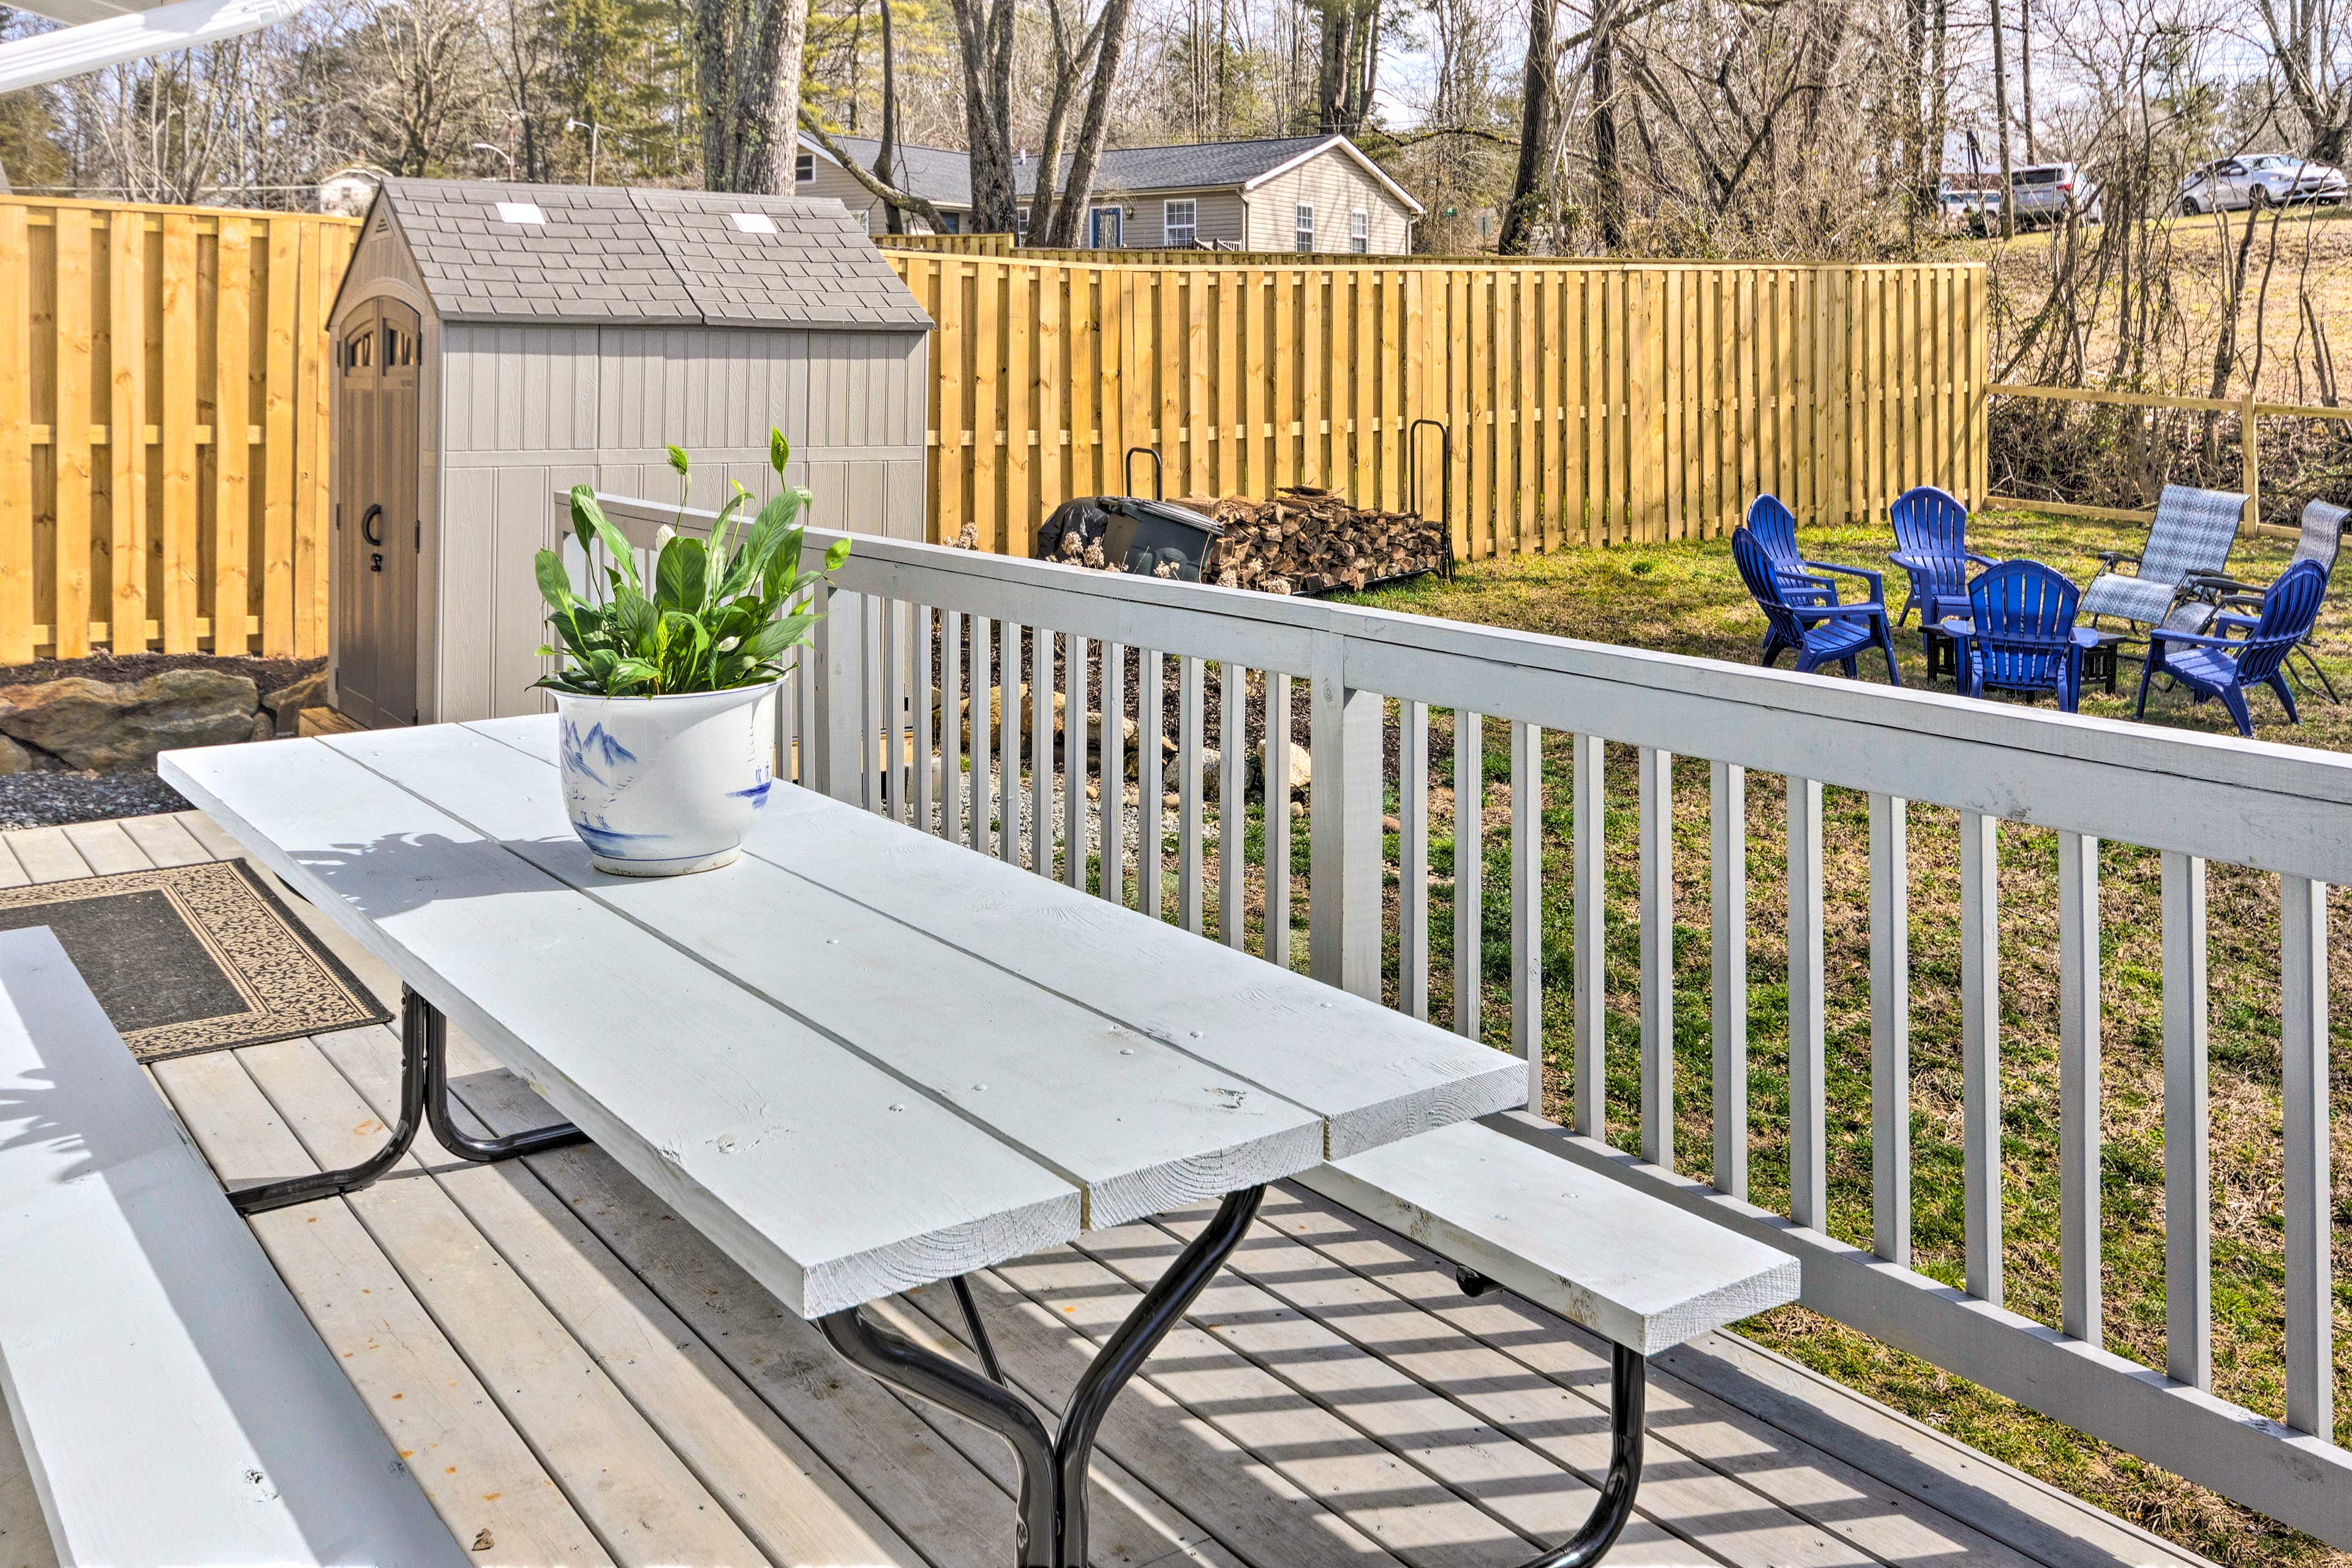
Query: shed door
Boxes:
[{"xmin": 334, "ymin": 300, "xmax": 421, "ymax": 727}]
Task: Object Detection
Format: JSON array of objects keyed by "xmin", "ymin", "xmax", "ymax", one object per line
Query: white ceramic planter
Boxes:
[{"xmin": 554, "ymin": 682, "xmax": 779, "ymax": 876}]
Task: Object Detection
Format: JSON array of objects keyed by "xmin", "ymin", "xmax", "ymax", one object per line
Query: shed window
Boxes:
[
  {"xmin": 1349, "ymin": 209, "xmax": 1369, "ymax": 252},
  {"xmin": 1295, "ymin": 203, "xmax": 1314, "ymax": 252},
  {"xmin": 494, "ymin": 201, "xmax": 545, "ymax": 225},
  {"xmin": 796, "ymin": 153, "xmax": 814, "ymax": 184},
  {"xmin": 1164, "ymin": 198, "xmax": 1197, "ymax": 247}
]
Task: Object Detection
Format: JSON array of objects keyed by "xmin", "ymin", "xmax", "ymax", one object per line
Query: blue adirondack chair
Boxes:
[
  {"xmin": 2135, "ymin": 558, "xmax": 2329, "ymax": 736},
  {"xmin": 1746, "ymin": 494, "xmax": 1885, "ymax": 613},
  {"xmin": 1888, "ymin": 485, "xmax": 1995, "ymax": 628},
  {"xmin": 1733, "ymin": 524, "xmax": 1902, "ymax": 683},
  {"xmin": 1960, "ymin": 559, "xmax": 2084, "ymax": 712}
]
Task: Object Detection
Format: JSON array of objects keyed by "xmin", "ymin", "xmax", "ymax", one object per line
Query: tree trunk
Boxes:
[
  {"xmin": 951, "ymin": 0, "xmax": 1021, "ymax": 232},
  {"xmin": 1987, "ymin": 0, "xmax": 2014, "ymax": 238},
  {"xmin": 1042, "ymin": 0, "xmax": 1137, "ymax": 247},
  {"xmin": 2018, "ymin": 0, "xmax": 2035, "ymax": 162},
  {"xmin": 696, "ymin": 0, "xmax": 808, "ymax": 193},
  {"xmin": 876, "ymin": 0, "xmax": 903, "ymax": 234},
  {"xmin": 1590, "ymin": 7, "xmax": 1623, "ymax": 250},
  {"xmin": 1496, "ymin": 0, "xmax": 1556, "ymax": 254}
]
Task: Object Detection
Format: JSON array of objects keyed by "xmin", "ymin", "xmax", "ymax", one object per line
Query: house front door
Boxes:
[{"xmin": 1090, "ymin": 206, "xmax": 1123, "ymax": 249}]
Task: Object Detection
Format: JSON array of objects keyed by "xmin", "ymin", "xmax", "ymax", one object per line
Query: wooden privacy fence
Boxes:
[
  {"xmin": 883, "ymin": 250, "xmax": 1989, "ymax": 559},
  {"xmin": 0, "ymin": 196, "xmax": 358, "ymax": 663}
]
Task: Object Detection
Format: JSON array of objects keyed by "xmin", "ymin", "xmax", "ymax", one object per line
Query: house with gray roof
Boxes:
[
  {"xmin": 796, "ymin": 132, "xmax": 1425, "ymax": 253},
  {"xmin": 329, "ymin": 179, "xmax": 931, "ymax": 729}
]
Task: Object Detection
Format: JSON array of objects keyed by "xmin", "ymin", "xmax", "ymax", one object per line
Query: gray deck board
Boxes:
[{"xmin": 0, "ymin": 817, "xmax": 2216, "ymax": 1568}]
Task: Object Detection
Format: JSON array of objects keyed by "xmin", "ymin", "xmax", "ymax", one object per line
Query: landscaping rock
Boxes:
[
  {"xmin": 0, "ymin": 669, "xmax": 261, "ymax": 771},
  {"xmin": 262, "ymin": 668, "xmax": 330, "ymax": 733},
  {"xmin": 249, "ymin": 712, "xmax": 278, "ymax": 744},
  {"xmin": 0, "ymin": 737, "xmax": 31, "ymax": 775}
]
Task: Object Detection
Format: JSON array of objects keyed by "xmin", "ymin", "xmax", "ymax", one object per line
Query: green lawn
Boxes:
[{"xmin": 1322, "ymin": 513, "xmax": 2352, "ymax": 1568}]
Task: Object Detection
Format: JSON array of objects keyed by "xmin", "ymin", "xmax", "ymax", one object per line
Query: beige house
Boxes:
[{"xmin": 796, "ymin": 132, "xmax": 1424, "ymax": 254}]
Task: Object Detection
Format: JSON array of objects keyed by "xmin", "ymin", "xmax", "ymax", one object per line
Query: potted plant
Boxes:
[{"xmin": 533, "ymin": 429, "xmax": 849, "ymax": 876}]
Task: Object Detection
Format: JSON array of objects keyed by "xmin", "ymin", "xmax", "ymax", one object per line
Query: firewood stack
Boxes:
[{"xmin": 1196, "ymin": 486, "xmax": 1448, "ymax": 596}]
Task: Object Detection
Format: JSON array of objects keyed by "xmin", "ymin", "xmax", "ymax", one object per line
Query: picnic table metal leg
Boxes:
[
  {"xmin": 229, "ymin": 989, "xmax": 586, "ymax": 1215},
  {"xmin": 820, "ymin": 1302, "xmax": 1059, "ymax": 1568},
  {"xmin": 418, "ymin": 998, "xmax": 588, "ymax": 1163},
  {"xmin": 1517, "ymin": 1342, "xmax": 1647, "ymax": 1568},
  {"xmin": 815, "ymin": 1184, "xmax": 1267, "ymax": 1568}
]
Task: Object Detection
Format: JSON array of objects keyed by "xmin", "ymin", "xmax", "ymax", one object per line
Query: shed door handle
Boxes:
[{"xmin": 361, "ymin": 504, "xmax": 384, "ymax": 547}]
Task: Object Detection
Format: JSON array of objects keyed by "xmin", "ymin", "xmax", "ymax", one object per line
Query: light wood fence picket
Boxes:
[
  {"xmin": 884, "ymin": 249, "xmax": 1990, "ymax": 557},
  {"xmin": 0, "ymin": 195, "xmax": 358, "ymax": 663}
]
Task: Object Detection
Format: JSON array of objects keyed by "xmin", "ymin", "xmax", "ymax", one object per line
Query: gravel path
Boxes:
[{"xmin": 0, "ymin": 769, "xmax": 192, "ymax": 829}]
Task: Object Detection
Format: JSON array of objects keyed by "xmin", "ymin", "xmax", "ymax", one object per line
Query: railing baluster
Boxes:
[
  {"xmin": 1065, "ymin": 635, "xmax": 1088, "ymax": 889},
  {"xmin": 1870, "ymin": 793, "xmax": 1909, "ymax": 1264},
  {"xmin": 779, "ymin": 639, "xmax": 802, "ymax": 787},
  {"xmin": 1788, "ymin": 777, "xmax": 1826, "ymax": 1230},
  {"xmin": 1265, "ymin": 672, "xmax": 1291, "ymax": 967},
  {"xmin": 912, "ymin": 605, "xmax": 934, "ymax": 834},
  {"xmin": 1514, "ymin": 722, "xmax": 1545, "ymax": 1114},
  {"xmin": 1638, "ymin": 746, "xmax": 1673, "ymax": 1165},
  {"xmin": 1000, "ymin": 620, "xmax": 1022, "ymax": 865},
  {"xmin": 1099, "ymin": 643, "xmax": 1126, "ymax": 905},
  {"xmin": 1711, "ymin": 761, "xmax": 1747, "ymax": 1199},
  {"xmin": 1180, "ymin": 655, "xmax": 1206, "ymax": 933},
  {"xmin": 2282, "ymin": 873, "xmax": 2332, "ymax": 1436},
  {"xmin": 1140, "ymin": 652, "xmax": 1165, "ymax": 919},
  {"xmin": 1400, "ymin": 701, "xmax": 1430, "ymax": 1019},
  {"xmin": 970, "ymin": 617, "xmax": 993, "ymax": 854},
  {"xmin": 1307, "ymin": 639, "xmax": 1382, "ymax": 999},
  {"xmin": 878, "ymin": 597, "xmax": 902, "ymax": 822},
  {"xmin": 941, "ymin": 611, "xmax": 963, "ymax": 843},
  {"xmin": 2058, "ymin": 829, "xmax": 2100, "ymax": 1342},
  {"xmin": 796, "ymin": 634, "xmax": 818, "ymax": 786},
  {"xmin": 862, "ymin": 592, "xmax": 884, "ymax": 813},
  {"xmin": 1572, "ymin": 733, "xmax": 1604, "ymax": 1139},
  {"xmin": 1959, "ymin": 809, "xmax": 2000, "ymax": 1304},
  {"xmin": 1030, "ymin": 630, "xmax": 1052, "ymax": 872},
  {"xmin": 1219, "ymin": 661, "xmax": 1245, "ymax": 946},
  {"xmin": 1455, "ymin": 711, "xmax": 1483, "ymax": 1040},
  {"xmin": 2162, "ymin": 850, "xmax": 2209, "ymax": 1389}
]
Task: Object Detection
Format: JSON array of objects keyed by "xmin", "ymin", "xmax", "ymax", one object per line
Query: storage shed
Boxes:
[{"xmin": 328, "ymin": 179, "xmax": 932, "ymax": 727}]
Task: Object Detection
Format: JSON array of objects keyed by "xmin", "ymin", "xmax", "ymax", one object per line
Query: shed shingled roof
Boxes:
[{"xmin": 368, "ymin": 179, "xmax": 931, "ymax": 330}]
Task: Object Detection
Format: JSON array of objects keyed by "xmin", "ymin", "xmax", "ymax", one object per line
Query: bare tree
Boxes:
[
  {"xmin": 2252, "ymin": 0, "xmax": 2352, "ymax": 162},
  {"xmin": 1039, "ymin": 0, "xmax": 1139, "ymax": 244},
  {"xmin": 1496, "ymin": 0, "xmax": 1556, "ymax": 251},
  {"xmin": 946, "ymin": 0, "xmax": 1020, "ymax": 230}
]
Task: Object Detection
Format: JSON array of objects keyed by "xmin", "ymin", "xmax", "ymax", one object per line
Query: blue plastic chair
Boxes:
[
  {"xmin": 1888, "ymin": 485, "xmax": 1995, "ymax": 628},
  {"xmin": 1733, "ymin": 524, "xmax": 1902, "ymax": 683},
  {"xmin": 2136, "ymin": 558, "xmax": 2329, "ymax": 736},
  {"xmin": 1961, "ymin": 560, "xmax": 2084, "ymax": 712},
  {"xmin": 1746, "ymin": 494, "xmax": 1886, "ymax": 614}
]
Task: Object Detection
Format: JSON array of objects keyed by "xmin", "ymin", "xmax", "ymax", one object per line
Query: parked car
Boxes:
[
  {"xmin": 2005, "ymin": 163, "xmax": 2102, "ymax": 226},
  {"xmin": 2179, "ymin": 153, "xmax": 2348, "ymax": 214},
  {"xmin": 1937, "ymin": 181, "xmax": 1994, "ymax": 232}
]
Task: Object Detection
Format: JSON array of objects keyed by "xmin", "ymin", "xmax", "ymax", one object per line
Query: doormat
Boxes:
[{"xmin": 0, "ymin": 861, "xmax": 389, "ymax": 1061}]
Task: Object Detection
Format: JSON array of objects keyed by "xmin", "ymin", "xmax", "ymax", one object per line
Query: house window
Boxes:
[
  {"xmin": 1295, "ymin": 203, "xmax": 1314, "ymax": 252},
  {"xmin": 794, "ymin": 152, "xmax": 813, "ymax": 184},
  {"xmin": 1016, "ymin": 206, "xmax": 1030, "ymax": 241},
  {"xmin": 940, "ymin": 211, "xmax": 962, "ymax": 233},
  {"xmin": 1349, "ymin": 209, "xmax": 1369, "ymax": 253},
  {"xmin": 1164, "ymin": 198, "xmax": 1197, "ymax": 247}
]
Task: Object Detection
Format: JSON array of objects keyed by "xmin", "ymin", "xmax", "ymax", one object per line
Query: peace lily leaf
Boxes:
[{"xmin": 537, "ymin": 440, "xmax": 845, "ymax": 699}]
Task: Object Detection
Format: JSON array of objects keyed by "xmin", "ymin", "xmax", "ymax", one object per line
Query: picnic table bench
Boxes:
[
  {"xmin": 153, "ymin": 715, "xmax": 1799, "ymax": 1568},
  {"xmin": 0, "ymin": 927, "xmax": 466, "ymax": 1567}
]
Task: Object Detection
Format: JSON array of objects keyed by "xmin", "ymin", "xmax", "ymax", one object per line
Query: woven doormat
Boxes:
[{"xmin": 0, "ymin": 861, "xmax": 389, "ymax": 1061}]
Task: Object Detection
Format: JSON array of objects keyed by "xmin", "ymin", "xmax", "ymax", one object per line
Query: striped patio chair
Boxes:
[{"xmin": 2080, "ymin": 483, "xmax": 2245, "ymax": 628}]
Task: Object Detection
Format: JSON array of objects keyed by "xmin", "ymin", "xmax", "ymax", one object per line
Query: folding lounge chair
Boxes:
[{"xmin": 2080, "ymin": 483, "xmax": 2245, "ymax": 630}]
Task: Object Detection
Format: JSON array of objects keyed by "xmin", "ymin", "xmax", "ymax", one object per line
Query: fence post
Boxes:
[
  {"xmin": 1308, "ymin": 631, "xmax": 1381, "ymax": 1000},
  {"xmin": 2241, "ymin": 391, "xmax": 2261, "ymax": 527}
]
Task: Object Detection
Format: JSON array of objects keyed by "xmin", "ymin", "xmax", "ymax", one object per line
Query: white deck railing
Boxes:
[{"xmin": 592, "ymin": 494, "xmax": 2352, "ymax": 1548}]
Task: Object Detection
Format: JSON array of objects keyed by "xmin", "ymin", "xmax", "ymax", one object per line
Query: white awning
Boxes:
[{"xmin": 0, "ymin": 0, "xmax": 308, "ymax": 96}]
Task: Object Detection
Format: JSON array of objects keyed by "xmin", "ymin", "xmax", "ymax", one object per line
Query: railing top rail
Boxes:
[{"xmin": 590, "ymin": 492, "xmax": 2352, "ymax": 880}]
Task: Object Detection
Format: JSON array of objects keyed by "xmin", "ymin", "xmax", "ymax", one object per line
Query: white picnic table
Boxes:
[{"xmin": 160, "ymin": 715, "xmax": 1527, "ymax": 1568}]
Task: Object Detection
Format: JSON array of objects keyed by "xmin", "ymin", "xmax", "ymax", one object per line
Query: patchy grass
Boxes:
[{"xmin": 1319, "ymin": 510, "xmax": 2352, "ymax": 1568}]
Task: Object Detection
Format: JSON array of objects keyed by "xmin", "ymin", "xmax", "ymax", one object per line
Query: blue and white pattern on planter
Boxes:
[{"xmin": 554, "ymin": 682, "xmax": 780, "ymax": 876}]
